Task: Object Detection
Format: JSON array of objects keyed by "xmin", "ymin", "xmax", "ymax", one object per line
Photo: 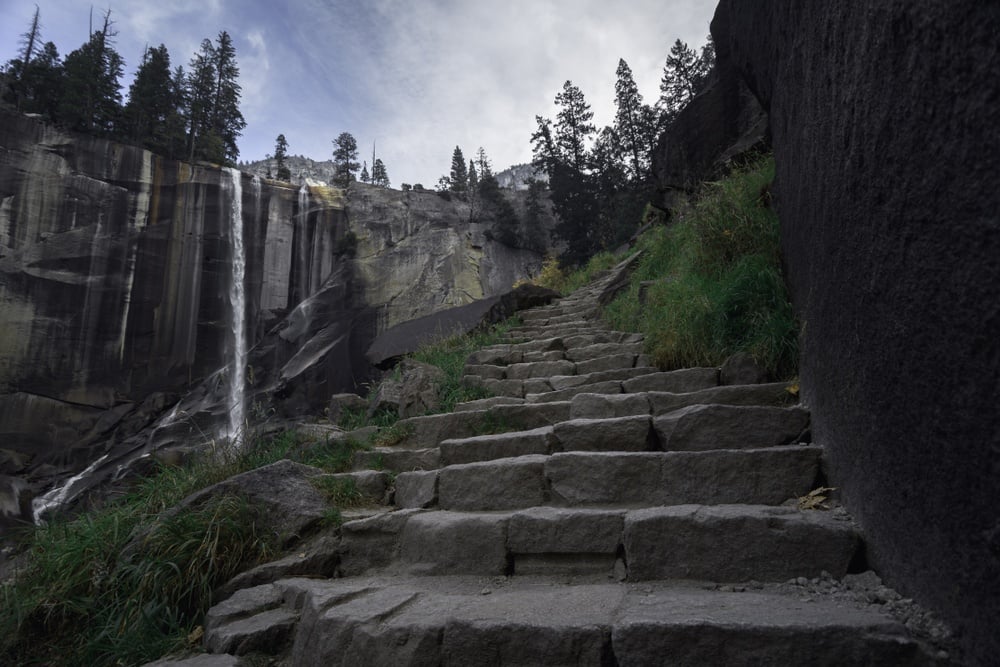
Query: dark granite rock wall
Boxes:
[
  {"xmin": 0, "ymin": 111, "xmax": 548, "ymax": 526},
  {"xmin": 712, "ymin": 2, "xmax": 1000, "ymax": 662}
]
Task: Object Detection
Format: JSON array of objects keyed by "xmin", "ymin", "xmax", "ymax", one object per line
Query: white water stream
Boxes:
[{"xmin": 226, "ymin": 167, "xmax": 247, "ymax": 445}]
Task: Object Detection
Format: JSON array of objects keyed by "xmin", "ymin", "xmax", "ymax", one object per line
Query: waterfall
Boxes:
[{"xmin": 226, "ymin": 167, "xmax": 247, "ymax": 445}]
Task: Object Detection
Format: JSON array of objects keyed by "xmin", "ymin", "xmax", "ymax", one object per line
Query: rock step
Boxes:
[
  {"xmin": 433, "ymin": 405, "xmax": 809, "ymax": 466},
  {"xmin": 202, "ymin": 576, "xmax": 941, "ymax": 666},
  {"xmin": 403, "ymin": 446, "xmax": 820, "ymax": 511},
  {"xmin": 387, "ymin": 401, "xmax": 572, "ymax": 450},
  {"xmin": 391, "ymin": 505, "xmax": 858, "ymax": 581},
  {"xmin": 466, "ymin": 332, "xmax": 645, "ymax": 366}
]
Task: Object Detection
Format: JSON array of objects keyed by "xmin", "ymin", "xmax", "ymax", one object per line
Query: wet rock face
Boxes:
[
  {"xmin": 0, "ymin": 111, "xmax": 547, "ymax": 526},
  {"xmin": 712, "ymin": 1, "xmax": 1000, "ymax": 663}
]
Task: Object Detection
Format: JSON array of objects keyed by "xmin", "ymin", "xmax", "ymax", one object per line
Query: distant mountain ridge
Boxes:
[{"xmin": 239, "ymin": 156, "xmax": 546, "ymax": 190}]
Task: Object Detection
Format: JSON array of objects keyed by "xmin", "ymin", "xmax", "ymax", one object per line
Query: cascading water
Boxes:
[{"xmin": 226, "ymin": 167, "xmax": 247, "ymax": 445}]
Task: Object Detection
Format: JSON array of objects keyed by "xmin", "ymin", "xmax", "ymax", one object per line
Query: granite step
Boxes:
[
  {"xmin": 201, "ymin": 576, "xmax": 943, "ymax": 667},
  {"xmin": 395, "ymin": 503, "xmax": 858, "ymax": 581},
  {"xmin": 419, "ymin": 446, "xmax": 820, "ymax": 511}
]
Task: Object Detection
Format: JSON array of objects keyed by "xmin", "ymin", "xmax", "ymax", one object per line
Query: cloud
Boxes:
[{"xmin": 0, "ymin": 0, "xmax": 717, "ymax": 184}]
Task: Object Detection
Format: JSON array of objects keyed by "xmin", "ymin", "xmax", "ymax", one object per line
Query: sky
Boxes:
[{"xmin": 0, "ymin": 0, "xmax": 718, "ymax": 186}]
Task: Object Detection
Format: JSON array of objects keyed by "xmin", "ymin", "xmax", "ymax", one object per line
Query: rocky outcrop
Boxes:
[
  {"xmin": 711, "ymin": 2, "xmax": 1000, "ymax": 663},
  {"xmin": 651, "ymin": 58, "xmax": 768, "ymax": 207},
  {"xmin": 0, "ymin": 111, "xmax": 549, "ymax": 528}
]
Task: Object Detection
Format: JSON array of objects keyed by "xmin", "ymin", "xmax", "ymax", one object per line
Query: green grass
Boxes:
[
  {"xmin": 602, "ymin": 155, "xmax": 798, "ymax": 378},
  {"xmin": 526, "ymin": 251, "xmax": 621, "ymax": 294},
  {"xmin": 408, "ymin": 316, "xmax": 523, "ymax": 414},
  {"xmin": 0, "ymin": 428, "xmax": 368, "ymax": 666}
]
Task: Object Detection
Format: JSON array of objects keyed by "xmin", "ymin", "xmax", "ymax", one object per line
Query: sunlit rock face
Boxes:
[{"xmin": 0, "ymin": 111, "xmax": 546, "ymax": 524}]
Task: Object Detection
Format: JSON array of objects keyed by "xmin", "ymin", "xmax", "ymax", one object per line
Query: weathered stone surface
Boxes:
[
  {"xmin": 365, "ymin": 284, "xmax": 558, "ymax": 368},
  {"xmin": 525, "ymin": 380, "xmax": 622, "ymax": 404},
  {"xmin": 570, "ymin": 393, "xmax": 651, "ymax": 420},
  {"xmin": 438, "ymin": 455, "xmax": 547, "ymax": 511},
  {"xmin": 214, "ymin": 533, "xmax": 340, "ymax": 601},
  {"xmin": 466, "ymin": 345, "xmax": 522, "ymax": 366},
  {"xmin": 712, "ymin": 3, "xmax": 1000, "ymax": 659},
  {"xmin": 505, "ymin": 359, "xmax": 576, "ymax": 380},
  {"xmin": 565, "ymin": 342, "xmax": 644, "ymax": 362},
  {"xmin": 552, "ymin": 416, "xmax": 654, "ymax": 453},
  {"xmin": 653, "ymin": 404, "xmax": 810, "ymax": 451},
  {"xmin": 393, "ymin": 470, "xmax": 439, "ymax": 509},
  {"xmin": 395, "ymin": 402, "xmax": 569, "ymax": 449},
  {"xmin": 325, "ymin": 393, "xmax": 368, "ymax": 426},
  {"xmin": 612, "ymin": 589, "xmax": 937, "ymax": 667},
  {"xmin": 621, "ymin": 367, "xmax": 719, "ymax": 394},
  {"xmin": 574, "ymin": 353, "xmax": 638, "ymax": 375},
  {"xmin": 546, "ymin": 446, "xmax": 820, "ymax": 507},
  {"xmin": 368, "ymin": 359, "xmax": 445, "ymax": 418},
  {"xmin": 647, "ymin": 382, "xmax": 797, "ymax": 414},
  {"xmin": 351, "ymin": 447, "xmax": 440, "ymax": 473},
  {"xmin": 336, "ymin": 509, "xmax": 422, "ymax": 576},
  {"xmin": 521, "ymin": 350, "xmax": 567, "ymax": 363},
  {"xmin": 439, "ymin": 426, "xmax": 555, "ymax": 465},
  {"xmin": 507, "ymin": 507, "xmax": 625, "ymax": 554},
  {"xmin": 462, "ymin": 364, "xmax": 505, "ymax": 380},
  {"xmin": 545, "ymin": 452, "xmax": 663, "ymax": 507},
  {"xmin": 452, "ymin": 396, "xmax": 524, "ymax": 412},
  {"xmin": 481, "ymin": 377, "xmax": 525, "ymax": 398},
  {"xmin": 205, "ymin": 607, "xmax": 298, "ymax": 656},
  {"xmin": 399, "ymin": 512, "xmax": 509, "ymax": 574},
  {"xmin": 623, "ymin": 504, "xmax": 860, "ymax": 582},
  {"xmin": 719, "ymin": 351, "xmax": 769, "ymax": 385},
  {"xmin": 522, "ymin": 378, "xmax": 553, "ymax": 395}
]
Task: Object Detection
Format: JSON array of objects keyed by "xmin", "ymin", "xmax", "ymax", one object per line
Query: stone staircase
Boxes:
[{"xmin": 158, "ymin": 267, "xmax": 949, "ymax": 666}]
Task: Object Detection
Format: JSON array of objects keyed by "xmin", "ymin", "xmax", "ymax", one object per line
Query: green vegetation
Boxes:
[
  {"xmin": 409, "ymin": 316, "xmax": 523, "ymax": 413},
  {"xmin": 526, "ymin": 155, "xmax": 797, "ymax": 380},
  {"xmin": 604, "ymin": 156, "xmax": 797, "ymax": 378},
  {"xmin": 526, "ymin": 251, "xmax": 620, "ymax": 295},
  {"xmin": 0, "ymin": 429, "xmax": 367, "ymax": 666}
]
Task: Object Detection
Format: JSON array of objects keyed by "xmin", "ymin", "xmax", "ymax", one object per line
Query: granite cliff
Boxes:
[
  {"xmin": 0, "ymin": 110, "xmax": 549, "ymax": 527},
  {"xmin": 698, "ymin": 2, "xmax": 998, "ymax": 663}
]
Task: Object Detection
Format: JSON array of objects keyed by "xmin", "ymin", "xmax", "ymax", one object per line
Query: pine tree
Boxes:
[
  {"xmin": 554, "ymin": 80, "xmax": 595, "ymax": 172},
  {"xmin": 372, "ymin": 158, "xmax": 390, "ymax": 187},
  {"xmin": 468, "ymin": 159, "xmax": 478, "ymax": 192},
  {"xmin": 186, "ymin": 38, "xmax": 216, "ymax": 161},
  {"xmin": 360, "ymin": 161, "xmax": 370, "ymax": 183},
  {"xmin": 123, "ymin": 45, "xmax": 177, "ymax": 152},
  {"xmin": 659, "ymin": 39, "xmax": 704, "ymax": 121},
  {"xmin": 613, "ymin": 58, "xmax": 657, "ymax": 182},
  {"xmin": 208, "ymin": 31, "xmax": 245, "ymax": 163},
  {"xmin": 332, "ymin": 132, "xmax": 360, "ymax": 186},
  {"xmin": 10, "ymin": 41, "xmax": 63, "ymax": 120},
  {"xmin": 274, "ymin": 133, "xmax": 291, "ymax": 180},
  {"xmin": 5, "ymin": 5, "xmax": 41, "ymax": 111},
  {"xmin": 58, "ymin": 10, "xmax": 124, "ymax": 136},
  {"xmin": 449, "ymin": 146, "xmax": 468, "ymax": 195},
  {"xmin": 474, "ymin": 147, "xmax": 492, "ymax": 180}
]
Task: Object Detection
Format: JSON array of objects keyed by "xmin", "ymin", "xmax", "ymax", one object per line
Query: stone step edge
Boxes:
[{"xmin": 200, "ymin": 576, "xmax": 942, "ymax": 666}]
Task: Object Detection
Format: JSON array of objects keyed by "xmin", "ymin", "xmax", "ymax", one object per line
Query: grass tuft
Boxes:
[
  {"xmin": 603, "ymin": 155, "xmax": 798, "ymax": 378},
  {"xmin": 0, "ymin": 428, "xmax": 367, "ymax": 666}
]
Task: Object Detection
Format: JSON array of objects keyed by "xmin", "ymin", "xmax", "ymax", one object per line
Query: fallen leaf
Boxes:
[
  {"xmin": 798, "ymin": 486, "xmax": 836, "ymax": 510},
  {"xmin": 187, "ymin": 625, "xmax": 204, "ymax": 645}
]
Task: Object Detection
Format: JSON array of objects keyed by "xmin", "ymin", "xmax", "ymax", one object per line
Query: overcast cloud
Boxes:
[{"xmin": 1, "ymin": 0, "xmax": 717, "ymax": 186}]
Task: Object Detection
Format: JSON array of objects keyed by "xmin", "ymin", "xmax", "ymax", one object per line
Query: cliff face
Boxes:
[
  {"xmin": 711, "ymin": 2, "xmax": 1000, "ymax": 663},
  {"xmin": 0, "ymin": 111, "xmax": 546, "ymax": 524}
]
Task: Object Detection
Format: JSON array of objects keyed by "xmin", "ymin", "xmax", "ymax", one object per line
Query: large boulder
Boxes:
[
  {"xmin": 711, "ymin": 2, "xmax": 1000, "ymax": 662},
  {"xmin": 365, "ymin": 284, "xmax": 559, "ymax": 368}
]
